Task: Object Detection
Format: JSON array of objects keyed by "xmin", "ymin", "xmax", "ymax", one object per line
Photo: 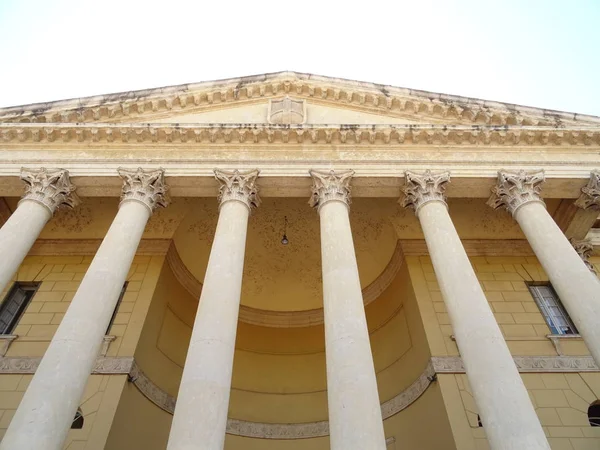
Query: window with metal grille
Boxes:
[
  {"xmin": 0, "ymin": 282, "xmax": 40, "ymax": 335},
  {"xmin": 105, "ymin": 282, "xmax": 128, "ymax": 335},
  {"xmin": 528, "ymin": 283, "xmax": 577, "ymax": 335}
]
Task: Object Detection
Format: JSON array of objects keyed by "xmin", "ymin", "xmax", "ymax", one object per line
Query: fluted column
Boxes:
[
  {"xmin": 403, "ymin": 171, "xmax": 550, "ymax": 450},
  {"xmin": 309, "ymin": 169, "xmax": 386, "ymax": 450},
  {"xmin": 0, "ymin": 168, "xmax": 78, "ymax": 294},
  {"xmin": 167, "ymin": 169, "xmax": 259, "ymax": 450},
  {"xmin": 0, "ymin": 168, "xmax": 168, "ymax": 450},
  {"xmin": 489, "ymin": 170, "xmax": 600, "ymax": 366}
]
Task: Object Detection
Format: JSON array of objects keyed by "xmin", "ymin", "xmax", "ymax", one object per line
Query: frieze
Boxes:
[
  {"xmin": 1, "ymin": 123, "xmax": 600, "ymax": 146},
  {"xmin": 0, "ymin": 356, "xmax": 134, "ymax": 374},
  {"xmin": 432, "ymin": 356, "xmax": 599, "ymax": 373}
]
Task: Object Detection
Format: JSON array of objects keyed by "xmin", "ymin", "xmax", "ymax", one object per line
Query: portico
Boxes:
[{"xmin": 0, "ymin": 72, "xmax": 599, "ymax": 450}]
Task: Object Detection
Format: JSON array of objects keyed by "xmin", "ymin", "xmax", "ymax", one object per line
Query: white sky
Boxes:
[{"xmin": 0, "ymin": 0, "xmax": 599, "ymax": 115}]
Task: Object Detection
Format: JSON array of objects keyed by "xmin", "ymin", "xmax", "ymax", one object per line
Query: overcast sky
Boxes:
[{"xmin": 0, "ymin": 0, "xmax": 598, "ymax": 115}]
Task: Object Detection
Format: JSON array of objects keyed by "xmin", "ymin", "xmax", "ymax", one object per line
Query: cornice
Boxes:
[
  {"xmin": 1, "ymin": 72, "xmax": 598, "ymax": 127},
  {"xmin": 1, "ymin": 123, "xmax": 600, "ymax": 146}
]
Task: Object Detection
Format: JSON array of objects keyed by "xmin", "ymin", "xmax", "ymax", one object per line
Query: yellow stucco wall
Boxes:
[
  {"xmin": 0, "ymin": 253, "xmax": 165, "ymax": 449},
  {"xmin": 407, "ymin": 254, "xmax": 600, "ymax": 450}
]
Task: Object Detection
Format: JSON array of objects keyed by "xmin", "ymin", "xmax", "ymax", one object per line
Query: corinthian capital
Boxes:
[
  {"xmin": 308, "ymin": 169, "xmax": 354, "ymax": 211},
  {"xmin": 575, "ymin": 170, "xmax": 600, "ymax": 211},
  {"xmin": 19, "ymin": 168, "xmax": 79, "ymax": 215},
  {"xmin": 118, "ymin": 167, "xmax": 169, "ymax": 213},
  {"xmin": 487, "ymin": 170, "xmax": 545, "ymax": 216},
  {"xmin": 569, "ymin": 238, "xmax": 596, "ymax": 273},
  {"xmin": 401, "ymin": 170, "xmax": 450, "ymax": 213},
  {"xmin": 214, "ymin": 169, "xmax": 260, "ymax": 210}
]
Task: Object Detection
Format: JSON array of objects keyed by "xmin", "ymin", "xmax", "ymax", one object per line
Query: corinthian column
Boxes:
[
  {"xmin": 0, "ymin": 168, "xmax": 78, "ymax": 294},
  {"xmin": 489, "ymin": 170, "xmax": 600, "ymax": 365},
  {"xmin": 0, "ymin": 168, "xmax": 168, "ymax": 450},
  {"xmin": 403, "ymin": 171, "xmax": 550, "ymax": 450},
  {"xmin": 309, "ymin": 169, "xmax": 386, "ymax": 450},
  {"xmin": 167, "ymin": 169, "xmax": 259, "ymax": 450}
]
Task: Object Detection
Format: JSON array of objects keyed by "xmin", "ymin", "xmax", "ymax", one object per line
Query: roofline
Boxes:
[{"xmin": 1, "ymin": 70, "xmax": 598, "ymax": 123}]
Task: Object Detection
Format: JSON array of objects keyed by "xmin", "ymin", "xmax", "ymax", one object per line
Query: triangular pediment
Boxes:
[{"xmin": 1, "ymin": 71, "xmax": 599, "ymax": 127}]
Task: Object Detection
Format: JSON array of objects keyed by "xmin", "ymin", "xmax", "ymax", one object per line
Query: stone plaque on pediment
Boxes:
[{"xmin": 268, "ymin": 96, "xmax": 306, "ymax": 124}]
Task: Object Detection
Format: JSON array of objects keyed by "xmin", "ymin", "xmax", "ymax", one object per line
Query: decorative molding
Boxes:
[
  {"xmin": 214, "ymin": 169, "xmax": 261, "ymax": 210},
  {"xmin": 268, "ymin": 97, "xmax": 306, "ymax": 124},
  {"xmin": 0, "ymin": 72, "xmax": 597, "ymax": 128},
  {"xmin": 487, "ymin": 169, "xmax": 546, "ymax": 216},
  {"xmin": 400, "ymin": 239, "xmax": 535, "ymax": 257},
  {"xmin": 401, "ymin": 170, "xmax": 450, "ymax": 213},
  {"xmin": 19, "ymin": 168, "xmax": 79, "ymax": 215},
  {"xmin": 0, "ymin": 356, "xmax": 133, "ymax": 374},
  {"xmin": 129, "ymin": 360, "xmax": 435, "ymax": 439},
  {"xmin": 2, "ymin": 123, "xmax": 600, "ymax": 146},
  {"xmin": 28, "ymin": 239, "xmax": 171, "ymax": 256},
  {"xmin": 432, "ymin": 355, "xmax": 599, "ymax": 373},
  {"xmin": 570, "ymin": 238, "xmax": 596, "ymax": 272},
  {"xmin": 575, "ymin": 170, "xmax": 600, "ymax": 210},
  {"xmin": 118, "ymin": 167, "xmax": 169, "ymax": 212},
  {"xmin": 166, "ymin": 240, "xmax": 405, "ymax": 328},
  {"xmin": 309, "ymin": 169, "xmax": 354, "ymax": 211},
  {"xmin": 1, "ymin": 354, "xmax": 597, "ymax": 439}
]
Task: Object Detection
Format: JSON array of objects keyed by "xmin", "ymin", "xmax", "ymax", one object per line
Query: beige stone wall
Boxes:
[
  {"xmin": 0, "ymin": 253, "xmax": 165, "ymax": 449},
  {"xmin": 407, "ymin": 254, "xmax": 600, "ymax": 449}
]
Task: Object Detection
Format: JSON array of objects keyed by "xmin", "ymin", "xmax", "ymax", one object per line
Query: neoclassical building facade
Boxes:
[{"xmin": 0, "ymin": 72, "xmax": 599, "ymax": 449}]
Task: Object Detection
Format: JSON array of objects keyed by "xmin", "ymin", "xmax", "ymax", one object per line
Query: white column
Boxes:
[
  {"xmin": 167, "ymin": 169, "xmax": 259, "ymax": 450},
  {"xmin": 403, "ymin": 171, "xmax": 550, "ymax": 450},
  {"xmin": 489, "ymin": 169, "xmax": 600, "ymax": 366},
  {"xmin": 309, "ymin": 169, "xmax": 386, "ymax": 450},
  {"xmin": 0, "ymin": 168, "xmax": 168, "ymax": 450},
  {"xmin": 0, "ymin": 168, "xmax": 78, "ymax": 294}
]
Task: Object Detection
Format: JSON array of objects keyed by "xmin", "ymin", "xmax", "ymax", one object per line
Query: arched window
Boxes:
[
  {"xmin": 588, "ymin": 401, "xmax": 600, "ymax": 427},
  {"xmin": 71, "ymin": 408, "xmax": 84, "ymax": 429}
]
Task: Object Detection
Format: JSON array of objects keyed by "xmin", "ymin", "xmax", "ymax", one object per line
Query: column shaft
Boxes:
[
  {"xmin": 310, "ymin": 169, "xmax": 386, "ymax": 450},
  {"xmin": 515, "ymin": 202, "xmax": 600, "ymax": 362},
  {"xmin": 419, "ymin": 202, "xmax": 550, "ymax": 450},
  {"xmin": 0, "ymin": 201, "xmax": 50, "ymax": 293},
  {"xmin": 0, "ymin": 168, "xmax": 166, "ymax": 450},
  {"xmin": 167, "ymin": 169, "xmax": 259, "ymax": 450}
]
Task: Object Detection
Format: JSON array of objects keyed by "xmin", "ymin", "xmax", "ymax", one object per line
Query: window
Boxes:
[
  {"xmin": 0, "ymin": 282, "xmax": 40, "ymax": 334},
  {"xmin": 588, "ymin": 401, "xmax": 600, "ymax": 427},
  {"xmin": 105, "ymin": 282, "xmax": 128, "ymax": 335},
  {"xmin": 528, "ymin": 283, "xmax": 577, "ymax": 335},
  {"xmin": 71, "ymin": 408, "xmax": 84, "ymax": 429}
]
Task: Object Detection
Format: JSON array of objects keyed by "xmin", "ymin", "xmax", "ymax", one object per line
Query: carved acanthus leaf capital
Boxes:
[
  {"xmin": 308, "ymin": 169, "xmax": 354, "ymax": 211},
  {"xmin": 487, "ymin": 170, "xmax": 545, "ymax": 216},
  {"xmin": 575, "ymin": 170, "xmax": 600, "ymax": 211},
  {"xmin": 570, "ymin": 238, "xmax": 596, "ymax": 273},
  {"xmin": 401, "ymin": 170, "xmax": 450, "ymax": 213},
  {"xmin": 19, "ymin": 168, "xmax": 79, "ymax": 215},
  {"xmin": 214, "ymin": 169, "xmax": 261, "ymax": 210},
  {"xmin": 118, "ymin": 168, "xmax": 169, "ymax": 213}
]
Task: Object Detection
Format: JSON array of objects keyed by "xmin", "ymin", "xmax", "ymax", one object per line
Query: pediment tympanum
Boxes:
[{"xmin": 1, "ymin": 71, "xmax": 598, "ymax": 128}]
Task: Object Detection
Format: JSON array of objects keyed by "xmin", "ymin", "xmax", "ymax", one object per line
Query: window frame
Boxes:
[
  {"xmin": 527, "ymin": 282, "xmax": 577, "ymax": 336},
  {"xmin": 0, "ymin": 282, "xmax": 40, "ymax": 335}
]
